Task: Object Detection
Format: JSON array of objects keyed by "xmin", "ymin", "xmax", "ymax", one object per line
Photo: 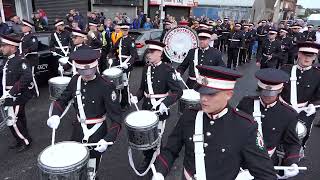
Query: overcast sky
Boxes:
[{"xmin": 297, "ymin": 0, "xmax": 320, "ymax": 9}]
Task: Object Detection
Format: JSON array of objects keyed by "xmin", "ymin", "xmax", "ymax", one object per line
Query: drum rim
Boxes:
[
  {"xmin": 37, "ymin": 141, "xmax": 89, "ymax": 174},
  {"xmin": 128, "ymin": 137, "xmax": 160, "ymax": 150},
  {"xmin": 124, "ymin": 110, "xmax": 159, "ymax": 128},
  {"xmin": 102, "ymin": 68, "xmax": 123, "ymax": 78},
  {"xmin": 48, "ymin": 76, "xmax": 72, "ymax": 85}
]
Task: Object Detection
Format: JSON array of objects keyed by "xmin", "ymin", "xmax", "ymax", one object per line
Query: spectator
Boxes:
[
  {"xmin": 132, "ymin": 15, "xmax": 140, "ymax": 29},
  {"xmin": 66, "ymin": 9, "xmax": 85, "ymax": 30},
  {"xmin": 122, "ymin": 13, "xmax": 131, "ymax": 23},
  {"xmin": 104, "ymin": 18, "xmax": 114, "ymax": 38},
  {"xmin": 111, "ymin": 24, "xmax": 123, "ymax": 45},
  {"xmin": 143, "ymin": 18, "xmax": 153, "ymax": 30},
  {"xmin": 32, "ymin": 11, "xmax": 47, "ymax": 31},
  {"xmin": 71, "ymin": 21, "xmax": 80, "ymax": 30},
  {"xmin": 9, "ymin": 15, "xmax": 22, "ymax": 34},
  {"xmin": 113, "ymin": 16, "xmax": 121, "ymax": 25},
  {"xmin": 153, "ymin": 16, "xmax": 160, "ymax": 29},
  {"xmin": 138, "ymin": 11, "xmax": 146, "ymax": 28},
  {"xmin": 38, "ymin": 9, "xmax": 48, "ymax": 25},
  {"xmin": 0, "ymin": 17, "xmax": 10, "ymax": 35}
]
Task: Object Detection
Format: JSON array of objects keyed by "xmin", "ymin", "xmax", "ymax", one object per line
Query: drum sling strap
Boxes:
[
  {"xmin": 290, "ymin": 65, "xmax": 298, "ymax": 111},
  {"xmin": 54, "ymin": 32, "xmax": 69, "ymax": 57},
  {"xmin": 76, "ymin": 76, "xmax": 102, "ymax": 180},
  {"xmin": 147, "ymin": 66, "xmax": 166, "ymax": 110},
  {"xmin": 75, "ymin": 76, "xmax": 103, "ymax": 143},
  {"xmin": 193, "ymin": 48, "xmax": 199, "ymax": 81},
  {"xmin": 193, "ymin": 111, "xmax": 206, "ymax": 180},
  {"xmin": 31, "ymin": 66, "xmax": 39, "ymax": 97}
]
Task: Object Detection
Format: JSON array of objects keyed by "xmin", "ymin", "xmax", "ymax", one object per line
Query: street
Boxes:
[{"xmin": 0, "ymin": 59, "xmax": 319, "ymax": 180}]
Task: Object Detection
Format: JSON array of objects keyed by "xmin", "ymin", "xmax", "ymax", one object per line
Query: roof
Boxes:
[
  {"xmin": 198, "ymin": 0, "xmax": 255, "ymax": 7},
  {"xmin": 308, "ymin": 14, "xmax": 320, "ymax": 21}
]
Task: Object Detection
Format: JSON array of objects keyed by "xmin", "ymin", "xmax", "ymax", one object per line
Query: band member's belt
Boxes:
[
  {"xmin": 189, "ymin": 76, "xmax": 197, "ymax": 81},
  {"xmin": 144, "ymin": 92, "xmax": 168, "ymax": 99},
  {"xmin": 279, "ymin": 96, "xmax": 308, "ymax": 108},
  {"xmin": 54, "ymin": 46, "xmax": 69, "ymax": 49},
  {"xmin": 257, "ymin": 34, "xmax": 267, "ymax": 36},
  {"xmin": 222, "ymin": 32, "xmax": 230, "ymax": 34},
  {"xmin": 120, "ymin": 55, "xmax": 131, "ymax": 59},
  {"xmin": 77, "ymin": 115, "xmax": 106, "ymax": 125},
  {"xmin": 228, "ymin": 39, "xmax": 240, "ymax": 42},
  {"xmin": 263, "ymin": 53, "xmax": 272, "ymax": 57},
  {"xmin": 25, "ymin": 52, "xmax": 38, "ymax": 56}
]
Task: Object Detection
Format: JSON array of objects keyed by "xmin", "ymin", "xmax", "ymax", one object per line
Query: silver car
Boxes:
[{"xmin": 129, "ymin": 29, "xmax": 163, "ymax": 63}]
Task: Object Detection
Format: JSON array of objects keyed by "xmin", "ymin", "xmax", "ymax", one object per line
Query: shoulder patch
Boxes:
[
  {"xmin": 232, "ymin": 108, "xmax": 255, "ymax": 123},
  {"xmin": 21, "ymin": 63, "xmax": 27, "ymax": 69},
  {"xmin": 111, "ymin": 90, "xmax": 117, "ymax": 102},
  {"xmin": 256, "ymin": 131, "xmax": 265, "ymax": 150}
]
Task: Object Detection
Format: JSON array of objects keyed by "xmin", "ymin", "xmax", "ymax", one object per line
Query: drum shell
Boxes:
[
  {"xmin": 296, "ymin": 121, "xmax": 307, "ymax": 140},
  {"xmin": 37, "ymin": 142, "xmax": 89, "ymax": 180},
  {"xmin": 48, "ymin": 77, "xmax": 71, "ymax": 100},
  {"xmin": 178, "ymin": 98, "xmax": 200, "ymax": 115},
  {"xmin": 125, "ymin": 118, "xmax": 160, "ymax": 150},
  {"xmin": 0, "ymin": 103, "xmax": 8, "ymax": 130},
  {"xmin": 102, "ymin": 68, "xmax": 124, "ymax": 90}
]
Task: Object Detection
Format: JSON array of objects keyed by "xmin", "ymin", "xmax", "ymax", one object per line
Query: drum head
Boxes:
[
  {"xmin": 103, "ymin": 67, "xmax": 122, "ymax": 77},
  {"xmin": 125, "ymin": 110, "xmax": 158, "ymax": 128},
  {"xmin": 182, "ymin": 89, "xmax": 200, "ymax": 101},
  {"xmin": 48, "ymin": 76, "xmax": 71, "ymax": 85},
  {"xmin": 39, "ymin": 141, "xmax": 88, "ymax": 168},
  {"xmin": 164, "ymin": 26, "xmax": 199, "ymax": 63}
]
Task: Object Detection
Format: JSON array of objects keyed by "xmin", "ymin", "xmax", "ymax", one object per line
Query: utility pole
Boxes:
[{"xmin": 159, "ymin": 0, "xmax": 165, "ymax": 29}]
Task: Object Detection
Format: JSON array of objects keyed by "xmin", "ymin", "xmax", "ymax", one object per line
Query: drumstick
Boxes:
[
  {"xmin": 174, "ymin": 70, "xmax": 189, "ymax": 89},
  {"xmin": 51, "ymin": 129, "xmax": 55, "ymax": 146},
  {"xmin": 274, "ymin": 166, "xmax": 307, "ymax": 170},
  {"xmin": 130, "ymin": 93, "xmax": 140, "ymax": 111},
  {"xmin": 82, "ymin": 142, "xmax": 114, "ymax": 146}
]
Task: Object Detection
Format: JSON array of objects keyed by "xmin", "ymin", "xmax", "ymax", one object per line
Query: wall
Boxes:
[
  {"xmin": 193, "ymin": 6, "xmax": 253, "ymax": 21},
  {"xmin": 92, "ymin": 5, "xmax": 138, "ymax": 21}
]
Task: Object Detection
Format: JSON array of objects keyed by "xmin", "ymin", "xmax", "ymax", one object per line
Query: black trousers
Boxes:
[
  {"xmin": 298, "ymin": 111, "xmax": 316, "ymax": 148},
  {"xmin": 8, "ymin": 104, "xmax": 31, "ymax": 145},
  {"xmin": 247, "ymin": 43, "xmax": 254, "ymax": 60},
  {"xmin": 239, "ymin": 48, "xmax": 247, "ymax": 65},
  {"xmin": 227, "ymin": 48, "xmax": 240, "ymax": 68},
  {"xmin": 120, "ymin": 86, "xmax": 129, "ymax": 108}
]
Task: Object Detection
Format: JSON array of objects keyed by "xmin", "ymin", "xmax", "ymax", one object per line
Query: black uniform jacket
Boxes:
[
  {"xmin": 154, "ymin": 107, "xmax": 277, "ymax": 180},
  {"xmin": 237, "ymin": 96, "xmax": 301, "ymax": 165}
]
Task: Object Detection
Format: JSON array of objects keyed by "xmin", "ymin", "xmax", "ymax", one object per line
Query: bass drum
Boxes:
[{"xmin": 163, "ymin": 26, "xmax": 199, "ymax": 64}]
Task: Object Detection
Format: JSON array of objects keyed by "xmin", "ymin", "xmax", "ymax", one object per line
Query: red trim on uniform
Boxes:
[
  {"xmin": 267, "ymin": 147, "xmax": 275, "ymax": 151},
  {"xmin": 232, "ymin": 108, "xmax": 255, "ymax": 123},
  {"xmin": 158, "ymin": 155, "xmax": 169, "ymax": 171},
  {"xmin": 198, "ymin": 66, "xmax": 242, "ymax": 78},
  {"xmin": 279, "ymin": 100, "xmax": 296, "ymax": 113},
  {"xmin": 285, "ymin": 154, "xmax": 301, "ymax": 160},
  {"xmin": 109, "ymin": 123, "xmax": 121, "ymax": 136},
  {"xmin": 198, "ymin": 83, "xmax": 234, "ymax": 91},
  {"xmin": 201, "ymin": 75, "xmax": 236, "ymax": 82},
  {"xmin": 53, "ymin": 101, "xmax": 64, "ymax": 112}
]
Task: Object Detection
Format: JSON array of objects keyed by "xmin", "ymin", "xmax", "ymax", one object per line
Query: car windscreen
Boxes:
[{"xmin": 129, "ymin": 31, "xmax": 143, "ymax": 40}]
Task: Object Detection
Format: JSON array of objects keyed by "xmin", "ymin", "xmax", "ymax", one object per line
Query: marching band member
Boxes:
[
  {"xmin": 256, "ymin": 28, "xmax": 282, "ymax": 69},
  {"xmin": 302, "ymin": 24, "xmax": 316, "ymax": 42},
  {"xmin": 256, "ymin": 20, "xmax": 269, "ymax": 55},
  {"xmin": 160, "ymin": 20, "xmax": 172, "ymax": 43},
  {"xmin": 277, "ymin": 28, "xmax": 293, "ymax": 68},
  {"xmin": 288, "ymin": 24, "xmax": 304, "ymax": 64},
  {"xmin": 280, "ymin": 42, "xmax": 320, "ymax": 157},
  {"xmin": 0, "ymin": 35, "xmax": 34, "ymax": 152},
  {"xmin": 46, "ymin": 49, "xmax": 123, "ymax": 180},
  {"xmin": 20, "ymin": 19, "xmax": 39, "ymax": 97},
  {"xmin": 49, "ymin": 20, "xmax": 71, "ymax": 77},
  {"xmin": 176, "ymin": 29, "xmax": 225, "ymax": 88},
  {"xmin": 110, "ymin": 22, "xmax": 138, "ymax": 111},
  {"xmin": 152, "ymin": 65, "xmax": 277, "ymax": 180},
  {"xmin": 237, "ymin": 68, "xmax": 301, "ymax": 179},
  {"xmin": 247, "ymin": 23, "xmax": 257, "ymax": 63},
  {"xmin": 87, "ymin": 20, "xmax": 103, "ymax": 51},
  {"xmin": 227, "ymin": 23, "xmax": 244, "ymax": 70},
  {"xmin": 130, "ymin": 40, "xmax": 182, "ymax": 170},
  {"xmin": 220, "ymin": 17, "xmax": 231, "ymax": 52}
]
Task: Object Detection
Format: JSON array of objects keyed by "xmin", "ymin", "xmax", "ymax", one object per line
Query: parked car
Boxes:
[{"xmin": 129, "ymin": 29, "xmax": 163, "ymax": 63}]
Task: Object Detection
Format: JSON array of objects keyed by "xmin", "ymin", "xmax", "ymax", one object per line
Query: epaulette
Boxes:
[
  {"xmin": 232, "ymin": 108, "xmax": 255, "ymax": 124},
  {"xmin": 279, "ymin": 101, "xmax": 297, "ymax": 113}
]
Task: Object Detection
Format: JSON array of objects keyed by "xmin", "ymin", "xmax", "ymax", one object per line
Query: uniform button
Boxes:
[
  {"xmin": 82, "ymin": 104, "xmax": 85, "ymax": 107},
  {"xmin": 210, "ymin": 121, "xmax": 215, "ymax": 125},
  {"xmin": 221, "ymin": 148, "xmax": 226, "ymax": 152},
  {"xmin": 84, "ymin": 82, "xmax": 87, "ymax": 85},
  {"xmin": 264, "ymin": 109, "xmax": 268, "ymax": 111},
  {"xmin": 82, "ymin": 96, "xmax": 85, "ymax": 100},
  {"xmin": 92, "ymin": 100, "xmax": 95, "ymax": 103},
  {"xmin": 204, "ymin": 143, "xmax": 208, "ymax": 147},
  {"xmin": 261, "ymin": 115, "xmax": 265, "ymax": 118},
  {"xmin": 297, "ymin": 82, "xmax": 299, "ymax": 85},
  {"xmin": 298, "ymin": 76, "xmax": 301, "ymax": 79},
  {"xmin": 83, "ymin": 89, "xmax": 86, "ymax": 93},
  {"xmin": 206, "ymin": 132, "xmax": 211, "ymax": 136},
  {"xmin": 189, "ymin": 137, "xmax": 192, "ymax": 141},
  {"xmin": 158, "ymin": 80, "xmax": 160, "ymax": 82},
  {"xmin": 307, "ymin": 85, "xmax": 310, "ymax": 88},
  {"xmin": 272, "ymin": 128, "xmax": 275, "ymax": 130}
]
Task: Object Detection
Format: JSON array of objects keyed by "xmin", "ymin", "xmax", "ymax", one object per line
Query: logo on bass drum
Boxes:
[{"xmin": 37, "ymin": 64, "xmax": 49, "ymax": 73}]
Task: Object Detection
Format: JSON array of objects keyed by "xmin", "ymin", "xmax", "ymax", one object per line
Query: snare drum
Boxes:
[
  {"xmin": 296, "ymin": 121, "xmax": 307, "ymax": 139},
  {"xmin": 178, "ymin": 89, "xmax": 200, "ymax": 114},
  {"xmin": 102, "ymin": 67, "xmax": 124, "ymax": 89},
  {"xmin": 48, "ymin": 76, "xmax": 71, "ymax": 100},
  {"xmin": 38, "ymin": 141, "xmax": 89, "ymax": 180},
  {"xmin": 125, "ymin": 110, "xmax": 159, "ymax": 150}
]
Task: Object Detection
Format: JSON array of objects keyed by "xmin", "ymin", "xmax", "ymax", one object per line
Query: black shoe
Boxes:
[
  {"xmin": 8, "ymin": 142, "xmax": 22, "ymax": 149},
  {"xmin": 16, "ymin": 143, "xmax": 31, "ymax": 153}
]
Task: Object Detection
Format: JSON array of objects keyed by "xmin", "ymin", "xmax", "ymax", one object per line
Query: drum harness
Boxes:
[
  {"xmin": 53, "ymin": 32, "xmax": 70, "ymax": 57},
  {"xmin": 1, "ymin": 56, "xmax": 30, "ymax": 145},
  {"xmin": 128, "ymin": 65, "xmax": 168, "ymax": 177},
  {"xmin": 189, "ymin": 48, "xmax": 200, "ymax": 81},
  {"xmin": 19, "ymin": 35, "xmax": 40, "ymax": 97}
]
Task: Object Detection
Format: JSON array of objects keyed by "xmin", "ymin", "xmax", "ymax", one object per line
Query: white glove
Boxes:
[
  {"xmin": 152, "ymin": 172, "xmax": 164, "ymax": 180},
  {"xmin": 235, "ymin": 169, "xmax": 254, "ymax": 180},
  {"xmin": 159, "ymin": 103, "xmax": 169, "ymax": 115},
  {"xmin": 175, "ymin": 72, "xmax": 183, "ymax": 81},
  {"xmin": 120, "ymin": 63, "xmax": 128, "ymax": 69},
  {"xmin": 130, "ymin": 95, "xmax": 138, "ymax": 104},
  {"xmin": 59, "ymin": 57, "xmax": 69, "ymax": 65},
  {"xmin": 47, "ymin": 115, "xmax": 61, "ymax": 129},
  {"xmin": 304, "ymin": 104, "xmax": 316, "ymax": 117},
  {"xmin": 276, "ymin": 164, "xmax": 299, "ymax": 179},
  {"xmin": 94, "ymin": 139, "xmax": 109, "ymax": 153},
  {"xmin": 6, "ymin": 106, "xmax": 17, "ymax": 126},
  {"xmin": 89, "ymin": 31, "xmax": 96, "ymax": 39},
  {"xmin": 2, "ymin": 91, "xmax": 16, "ymax": 101}
]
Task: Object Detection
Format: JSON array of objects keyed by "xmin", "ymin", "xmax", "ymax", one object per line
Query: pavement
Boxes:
[{"xmin": 0, "ymin": 58, "xmax": 319, "ymax": 180}]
